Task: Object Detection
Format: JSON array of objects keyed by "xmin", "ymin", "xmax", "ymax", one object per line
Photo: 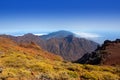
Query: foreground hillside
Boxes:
[{"xmin": 0, "ymin": 37, "xmax": 120, "ymax": 80}]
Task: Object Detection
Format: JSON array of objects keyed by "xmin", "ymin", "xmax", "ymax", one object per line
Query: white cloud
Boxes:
[
  {"xmin": 34, "ymin": 33, "xmax": 48, "ymax": 36},
  {"xmin": 75, "ymin": 32, "xmax": 101, "ymax": 39},
  {"xmin": 34, "ymin": 34, "xmax": 44, "ymax": 36}
]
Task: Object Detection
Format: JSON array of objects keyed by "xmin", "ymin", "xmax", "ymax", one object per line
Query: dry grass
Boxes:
[{"xmin": 0, "ymin": 37, "xmax": 120, "ymax": 80}]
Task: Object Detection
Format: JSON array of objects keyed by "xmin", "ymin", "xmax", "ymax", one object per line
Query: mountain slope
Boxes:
[
  {"xmin": 100, "ymin": 39, "xmax": 120, "ymax": 65},
  {"xmin": 76, "ymin": 39, "xmax": 120, "ymax": 65},
  {"xmin": 46, "ymin": 35, "xmax": 98, "ymax": 61},
  {"xmin": 0, "ymin": 37, "xmax": 119, "ymax": 80},
  {"xmin": 0, "ymin": 36, "xmax": 62, "ymax": 61},
  {"xmin": 0, "ymin": 31, "xmax": 98, "ymax": 61},
  {"xmin": 41, "ymin": 31, "xmax": 98, "ymax": 61},
  {"xmin": 0, "ymin": 33, "xmax": 47, "ymax": 50}
]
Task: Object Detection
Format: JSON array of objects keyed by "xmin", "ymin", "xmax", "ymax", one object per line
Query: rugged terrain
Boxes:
[
  {"xmin": 0, "ymin": 37, "xmax": 119, "ymax": 80},
  {"xmin": 76, "ymin": 39, "xmax": 120, "ymax": 66},
  {"xmin": 0, "ymin": 30, "xmax": 98, "ymax": 61}
]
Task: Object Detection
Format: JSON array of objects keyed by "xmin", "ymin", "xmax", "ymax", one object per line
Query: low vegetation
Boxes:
[
  {"xmin": 0, "ymin": 50, "xmax": 119, "ymax": 80},
  {"xmin": 0, "ymin": 37, "xmax": 120, "ymax": 80}
]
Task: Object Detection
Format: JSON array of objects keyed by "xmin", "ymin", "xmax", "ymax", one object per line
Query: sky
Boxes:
[{"xmin": 0, "ymin": 0, "xmax": 120, "ymax": 43}]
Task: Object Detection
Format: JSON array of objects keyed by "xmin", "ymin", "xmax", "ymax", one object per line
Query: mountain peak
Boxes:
[
  {"xmin": 53, "ymin": 30, "xmax": 73, "ymax": 33},
  {"xmin": 40, "ymin": 30, "xmax": 75, "ymax": 40},
  {"xmin": 23, "ymin": 33, "xmax": 35, "ymax": 36}
]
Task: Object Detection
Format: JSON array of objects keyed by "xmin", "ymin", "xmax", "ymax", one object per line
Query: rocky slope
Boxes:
[
  {"xmin": 45, "ymin": 35, "xmax": 98, "ymax": 61},
  {"xmin": 0, "ymin": 30, "xmax": 98, "ymax": 61},
  {"xmin": 0, "ymin": 36, "xmax": 119, "ymax": 80},
  {"xmin": 76, "ymin": 39, "xmax": 120, "ymax": 65},
  {"xmin": 0, "ymin": 36, "xmax": 62, "ymax": 61}
]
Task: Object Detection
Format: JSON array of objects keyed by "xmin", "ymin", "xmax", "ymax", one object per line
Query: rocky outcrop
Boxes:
[{"xmin": 76, "ymin": 39, "xmax": 120, "ymax": 65}]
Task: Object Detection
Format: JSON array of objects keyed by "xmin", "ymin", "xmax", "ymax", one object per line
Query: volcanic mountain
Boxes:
[
  {"xmin": 76, "ymin": 39, "xmax": 120, "ymax": 65},
  {"xmin": 42, "ymin": 35, "xmax": 98, "ymax": 61},
  {"xmin": 0, "ymin": 30, "xmax": 98, "ymax": 61},
  {"xmin": 40, "ymin": 30, "xmax": 74, "ymax": 40}
]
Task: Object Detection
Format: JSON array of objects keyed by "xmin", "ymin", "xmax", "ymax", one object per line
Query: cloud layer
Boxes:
[{"xmin": 75, "ymin": 32, "xmax": 101, "ymax": 39}]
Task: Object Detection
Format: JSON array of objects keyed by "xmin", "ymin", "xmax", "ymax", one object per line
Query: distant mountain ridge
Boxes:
[
  {"xmin": 0, "ymin": 30, "xmax": 98, "ymax": 61},
  {"xmin": 40, "ymin": 30, "xmax": 75, "ymax": 40}
]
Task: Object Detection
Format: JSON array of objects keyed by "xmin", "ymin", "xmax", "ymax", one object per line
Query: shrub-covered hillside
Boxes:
[{"xmin": 0, "ymin": 37, "xmax": 120, "ymax": 80}]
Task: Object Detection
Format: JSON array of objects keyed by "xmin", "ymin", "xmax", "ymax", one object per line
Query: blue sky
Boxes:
[{"xmin": 0, "ymin": 0, "xmax": 120, "ymax": 43}]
